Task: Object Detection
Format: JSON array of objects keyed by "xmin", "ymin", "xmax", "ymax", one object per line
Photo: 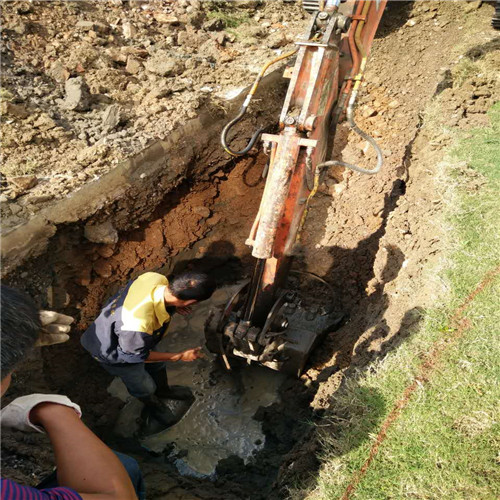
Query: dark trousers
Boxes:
[
  {"xmin": 100, "ymin": 361, "xmax": 167, "ymax": 399},
  {"xmin": 36, "ymin": 451, "xmax": 146, "ymax": 500}
]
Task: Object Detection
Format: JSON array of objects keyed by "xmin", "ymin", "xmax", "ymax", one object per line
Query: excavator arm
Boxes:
[{"xmin": 206, "ymin": 0, "xmax": 387, "ymax": 377}]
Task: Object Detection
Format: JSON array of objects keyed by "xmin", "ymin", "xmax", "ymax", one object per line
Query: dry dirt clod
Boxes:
[
  {"xmin": 145, "ymin": 51, "xmax": 185, "ymax": 77},
  {"xmin": 76, "ymin": 20, "xmax": 110, "ymax": 35},
  {"xmin": 9, "ymin": 175, "xmax": 38, "ymax": 191},
  {"xmin": 0, "ymin": 101, "xmax": 30, "ymax": 119}
]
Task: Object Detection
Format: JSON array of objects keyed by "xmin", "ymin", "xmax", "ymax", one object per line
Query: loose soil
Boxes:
[{"xmin": 2, "ymin": 1, "xmax": 499, "ymax": 499}]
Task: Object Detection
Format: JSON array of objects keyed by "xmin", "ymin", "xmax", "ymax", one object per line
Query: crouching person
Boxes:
[
  {"xmin": 0, "ymin": 285, "xmax": 144, "ymax": 500},
  {"xmin": 80, "ymin": 271, "xmax": 216, "ymax": 429}
]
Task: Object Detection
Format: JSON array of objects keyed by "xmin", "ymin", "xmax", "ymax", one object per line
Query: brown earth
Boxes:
[
  {"xmin": 2, "ymin": 1, "xmax": 500, "ymax": 499},
  {"xmin": 1, "ymin": 0, "xmax": 305, "ymax": 232}
]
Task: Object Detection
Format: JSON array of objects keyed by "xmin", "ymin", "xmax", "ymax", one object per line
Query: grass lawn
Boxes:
[{"xmin": 298, "ymin": 103, "xmax": 500, "ymax": 500}]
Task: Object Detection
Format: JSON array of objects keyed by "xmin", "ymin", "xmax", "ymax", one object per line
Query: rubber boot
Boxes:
[
  {"xmin": 151, "ymin": 369, "xmax": 194, "ymax": 402},
  {"xmin": 137, "ymin": 395, "xmax": 177, "ymax": 428}
]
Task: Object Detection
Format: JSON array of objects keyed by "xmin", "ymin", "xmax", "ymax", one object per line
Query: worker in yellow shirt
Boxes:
[{"xmin": 81, "ymin": 271, "xmax": 216, "ymax": 428}]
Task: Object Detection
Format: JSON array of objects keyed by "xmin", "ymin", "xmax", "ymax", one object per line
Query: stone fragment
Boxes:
[
  {"xmin": 0, "ymin": 101, "xmax": 30, "ymax": 119},
  {"xmin": 102, "ymin": 104, "xmax": 122, "ymax": 132},
  {"xmin": 93, "ymin": 259, "xmax": 113, "ymax": 278},
  {"xmin": 234, "ymin": 0, "xmax": 262, "ymax": 8},
  {"xmin": 145, "ymin": 51, "xmax": 185, "ymax": 77},
  {"xmin": 10, "ymin": 175, "xmax": 38, "ymax": 191},
  {"xmin": 214, "ymin": 32, "xmax": 227, "ymax": 46},
  {"xmin": 464, "ymin": 0, "xmax": 482, "ymax": 12},
  {"xmin": 266, "ymin": 31, "xmax": 289, "ymax": 49},
  {"xmin": 77, "ymin": 144, "xmax": 109, "ymax": 166},
  {"xmin": 61, "ymin": 77, "xmax": 91, "ymax": 111},
  {"xmin": 26, "ymin": 194, "xmax": 54, "ymax": 204},
  {"xmin": 388, "ymin": 99, "xmax": 400, "ymax": 109},
  {"xmin": 47, "ymin": 60, "xmax": 70, "ymax": 83},
  {"xmin": 76, "ymin": 20, "xmax": 110, "ymax": 34},
  {"xmin": 9, "ymin": 203, "xmax": 23, "ymax": 215},
  {"xmin": 203, "ymin": 18, "xmax": 224, "ymax": 31},
  {"xmin": 153, "ymin": 12, "xmax": 180, "ymax": 24},
  {"xmin": 122, "ymin": 21, "xmax": 137, "ymax": 39},
  {"xmin": 33, "ymin": 113, "xmax": 57, "ymax": 130},
  {"xmin": 97, "ymin": 245, "xmax": 115, "ymax": 258},
  {"xmin": 194, "ymin": 206, "xmax": 211, "ymax": 218},
  {"xmin": 84, "ymin": 221, "xmax": 119, "ymax": 245},
  {"xmin": 126, "ymin": 56, "xmax": 143, "ymax": 74},
  {"xmin": 17, "ymin": 2, "xmax": 32, "ymax": 14}
]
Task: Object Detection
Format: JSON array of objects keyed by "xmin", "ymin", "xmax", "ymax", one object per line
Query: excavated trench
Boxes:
[{"xmin": 3, "ymin": 150, "xmax": 323, "ymax": 499}]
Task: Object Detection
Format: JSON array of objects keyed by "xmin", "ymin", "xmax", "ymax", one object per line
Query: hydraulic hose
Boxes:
[
  {"xmin": 318, "ymin": 0, "xmax": 383, "ymax": 175},
  {"xmin": 221, "ymin": 48, "xmax": 298, "ymax": 157}
]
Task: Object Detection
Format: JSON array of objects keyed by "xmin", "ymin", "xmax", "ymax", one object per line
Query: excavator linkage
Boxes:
[{"xmin": 206, "ymin": 0, "xmax": 387, "ymax": 377}]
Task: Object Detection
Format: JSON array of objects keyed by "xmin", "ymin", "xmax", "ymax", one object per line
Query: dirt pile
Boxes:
[{"xmin": 1, "ymin": 0, "xmax": 305, "ymax": 231}]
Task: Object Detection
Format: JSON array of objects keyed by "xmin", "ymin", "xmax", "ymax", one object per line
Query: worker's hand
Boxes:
[
  {"xmin": 36, "ymin": 310, "xmax": 75, "ymax": 347},
  {"xmin": 178, "ymin": 347, "xmax": 205, "ymax": 362},
  {"xmin": 0, "ymin": 394, "xmax": 82, "ymax": 433},
  {"xmin": 176, "ymin": 306, "xmax": 192, "ymax": 316}
]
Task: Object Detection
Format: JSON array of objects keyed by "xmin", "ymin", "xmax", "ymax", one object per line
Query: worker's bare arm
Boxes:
[
  {"xmin": 146, "ymin": 347, "xmax": 205, "ymax": 363},
  {"xmin": 29, "ymin": 403, "xmax": 137, "ymax": 500}
]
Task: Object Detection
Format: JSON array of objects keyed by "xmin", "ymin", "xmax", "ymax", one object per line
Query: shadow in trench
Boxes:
[
  {"xmin": 171, "ymin": 240, "xmax": 244, "ymax": 287},
  {"xmin": 271, "ymin": 178, "xmax": 430, "ymax": 495}
]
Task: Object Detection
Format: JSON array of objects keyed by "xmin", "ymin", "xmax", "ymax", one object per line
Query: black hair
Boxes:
[
  {"xmin": 1, "ymin": 285, "xmax": 41, "ymax": 379},
  {"xmin": 168, "ymin": 272, "xmax": 216, "ymax": 302}
]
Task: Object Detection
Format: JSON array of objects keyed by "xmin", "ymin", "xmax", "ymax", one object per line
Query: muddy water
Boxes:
[{"xmin": 107, "ymin": 284, "xmax": 285, "ymax": 477}]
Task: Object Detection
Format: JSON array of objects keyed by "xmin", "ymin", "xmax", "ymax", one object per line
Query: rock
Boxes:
[
  {"xmin": 145, "ymin": 51, "xmax": 185, "ymax": 77},
  {"xmin": 76, "ymin": 20, "xmax": 110, "ymax": 35},
  {"xmin": 405, "ymin": 19, "xmax": 417, "ymax": 27},
  {"xmin": 97, "ymin": 245, "xmax": 115, "ymax": 258},
  {"xmin": 464, "ymin": 0, "xmax": 482, "ymax": 12},
  {"xmin": 362, "ymin": 106, "xmax": 377, "ymax": 118},
  {"xmin": 388, "ymin": 99, "xmax": 400, "ymax": 109},
  {"xmin": 61, "ymin": 77, "xmax": 91, "ymax": 111},
  {"xmin": 77, "ymin": 144, "xmax": 109, "ymax": 166},
  {"xmin": 9, "ymin": 203, "xmax": 23, "ymax": 215},
  {"xmin": 214, "ymin": 32, "xmax": 227, "ymax": 46},
  {"xmin": 203, "ymin": 18, "xmax": 224, "ymax": 31},
  {"xmin": 0, "ymin": 194, "xmax": 9, "ymax": 203},
  {"xmin": 84, "ymin": 221, "xmax": 119, "ymax": 245},
  {"xmin": 194, "ymin": 206, "xmax": 211, "ymax": 218},
  {"xmin": 0, "ymin": 101, "xmax": 30, "ymax": 119},
  {"xmin": 122, "ymin": 21, "xmax": 137, "ymax": 39},
  {"xmin": 13, "ymin": 22, "xmax": 27, "ymax": 35},
  {"xmin": 47, "ymin": 60, "xmax": 70, "ymax": 83},
  {"xmin": 33, "ymin": 113, "xmax": 57, "ymax": 131},
  {"xmin": 102, "ymin": 104, "xmax": 122, "ymax": 132},
  {"xmin": 153, "ymin": 13, "xmax": 180, "ymax": 25},
  {"xmin": 234, "ymin": 0, "xmax": 262, "ymax": 8},
  {"xmin": 26, "ymin": 194, "xmax": 54, "ymax": 204},
  {"xmin": 17, "ymin": 2, "xmax": 33, "ymax": 14},
  {"xmin": 266, "ymin": 31, "xmax": 289, "ymax": 49},
  {"xmin": 93, "ymin": 259, "xmax": 113, "ymax": 278},
  {"xmin": 76, "ymin": 267, "xmax": 92, "ymax": 286},
  {"xmin": 126, "ymin": 56, "xmax": 143, "ymax": 74},
  {"xmin": 10, "ymin": 175, "xmax": 38, "ymax": 191}
]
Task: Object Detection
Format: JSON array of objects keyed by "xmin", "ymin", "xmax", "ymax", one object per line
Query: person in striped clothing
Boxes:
[{"xmin": 0, "ymin": 286, "xmax": 143, "ymax": 500}]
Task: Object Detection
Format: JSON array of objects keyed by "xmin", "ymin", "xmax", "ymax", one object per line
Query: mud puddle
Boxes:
[{"xmin": 108, "ymin": 284, "xmax": 285, "ymax": 478}]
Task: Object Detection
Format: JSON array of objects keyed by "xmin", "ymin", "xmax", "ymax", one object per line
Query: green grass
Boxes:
[
  {"xmin": 206, "ymin": 4, "xmax": 251, "ymax": 29},
  {"xmin": 295, "ymin": 104, "xmax": 500, "ymax": 500}
]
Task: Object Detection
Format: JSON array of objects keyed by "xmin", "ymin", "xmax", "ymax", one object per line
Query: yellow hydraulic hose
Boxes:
[{"xmin": 221, "ymin": 48, "xmax": 299, "ymax": 157}]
